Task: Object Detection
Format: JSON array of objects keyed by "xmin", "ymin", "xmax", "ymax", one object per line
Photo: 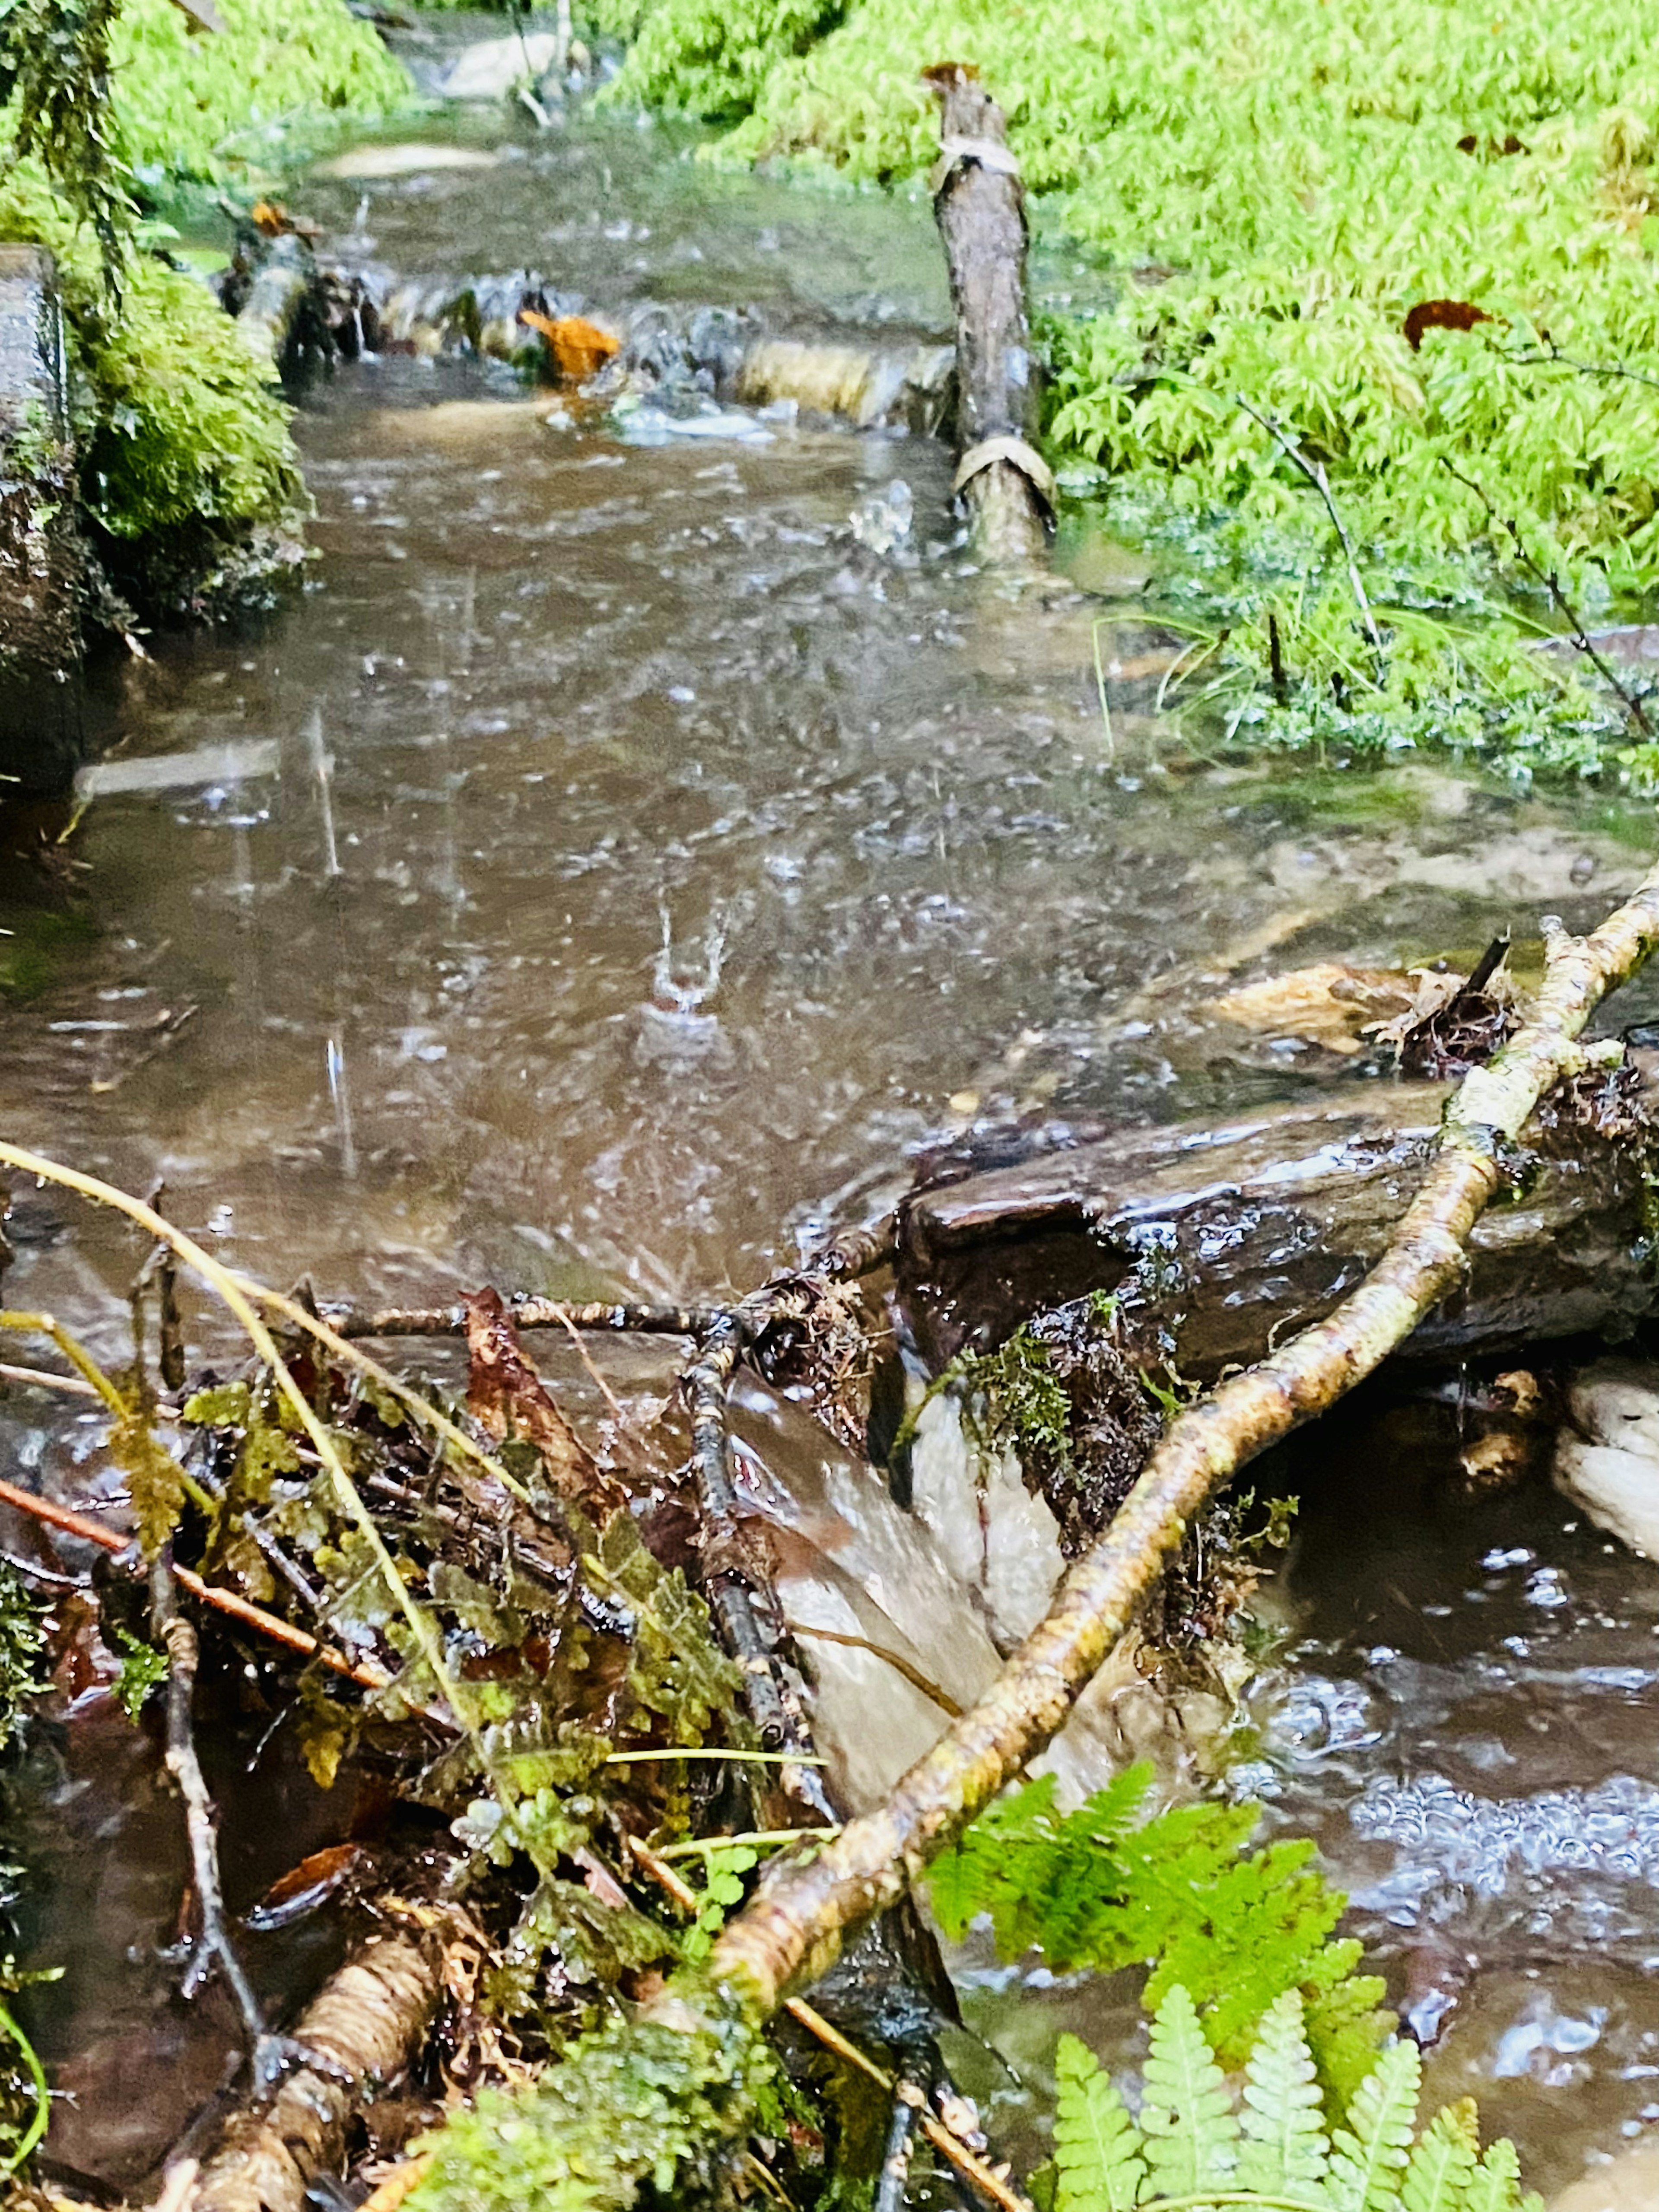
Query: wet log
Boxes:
[
  {"xmin": 897, "ymin": 1073, "xmax": 1659, "ymax": 1379},
  {"xmin": 926, "ymin": 65, "xmax": 1051, "ymax": 564},
  {"xmin": 190, "ymin": 1932, "xmax": 440, "ymax": 2212},
  {"xmin": 0, "ymin": 245, "xmax": 83, "ymax": 793}
]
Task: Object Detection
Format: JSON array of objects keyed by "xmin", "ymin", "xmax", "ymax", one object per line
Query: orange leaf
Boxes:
[{"xmin": 517, "ymin": 308, "xmax": 622, "ymax": 382}]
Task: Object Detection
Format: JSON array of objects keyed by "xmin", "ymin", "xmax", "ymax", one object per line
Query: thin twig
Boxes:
[
  {"xmin": 1234, "ymin": 393, "xmax": 1384, "ymax": 659},
  {"xmin": 627, "ymin": 1834, "xmax": 701, "ymax": 1913},
  {"xmin": 0, "ymin": 1472, "xmax": 389, "ymax": 1688},
  {"xmin": 788, "ymin": 1624, "xmax": 964, "ymax": 1718},
  {"xmin": 685, "ymin": 1319, "xmax": 831, "ymax": 1820},
  {"xmin": 1440, "ymin": 456, "xmax": 1653, "ymax": 736},
  {"xmin": 323, "ymin": 1297, "xmax": 716, "ymax": 1339},
  {"xmin": 875, "ymin": 2082, "xmax": 924, "ymax": 2212},
  {"xmin": 150, "ymin": 1550, "xmax": 273, "ymax": 2068},
  {"xmin": 658, "ymin": 1825, "xmax": 843, "ymax": 1862},
  {"xmin": 1506, "ymin": 338, "xmax": 1659, "ymax": 397},
  {"xmin": 785, "ymin": 1999, "xmax": 1031, "ymax": 2212},
  {"xmin": 0, "ymin": 1359, "xmax": 100, "ymax": 1399},
  {"xmin": 551, "ymin": 1306, "xmax": 627, "ymax": 1422}
]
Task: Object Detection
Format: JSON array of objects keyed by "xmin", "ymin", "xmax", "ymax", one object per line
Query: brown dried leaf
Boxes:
[
  {"xmin": 1365, "ymin": 939, "xmax": 1518, "ymax": 1075},
  {"xmin": 245, "ymin": 1843, "xmax": 368, "ymax": 1929},
  {"xmin": 464, "ymin": 1288, "xmax": 624, "ymax": 1518},
  {"xmin": 1403, "ymin": 298, "xmax": 1494, "ymax": 350},
  {"xmin": 1205, "ymin": 961, "xmax": 1416, "ymax": 1055}
]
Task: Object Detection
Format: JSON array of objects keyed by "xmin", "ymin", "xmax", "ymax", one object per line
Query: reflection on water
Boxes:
[{"xmin": 4, "ymin": 90, "xmax": 1659, "ymax": 2200}]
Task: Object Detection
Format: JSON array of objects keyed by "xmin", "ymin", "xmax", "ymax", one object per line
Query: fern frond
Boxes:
[
  {"xmin": 1328, "ymin": 2041, "xmax": 1421, "ymax": 2212},
  {"xmin": 1238, "ymin": 1990, "xmax": 1331, "ymax": 2201},
  {"xmin": 929, "ymin": 1770, "xmax": 1392, "ymax": 2106},
  {"xmin": 1302, "ymin": 1950, "xmax": 1397, "ymax": 2112},
  {"xmin": 1400, "ymin": 2101, "xmax": 1478, "ymax": 2212},
  {"xmin": 927, "ymin": 1773, "xmax": 1065, "ymax": 1951},
  {"xmin": 1054, "ymin": 2033, "xmax": 1148, "ymax": 2212},
  {"xmin": 1462, "ymin": 2138, "xmax": 1526, "ymax": 2212},
  {"xmin": 1149, "ymin": 1843, "xmax": 1346, "ymax": 2068},
  {"xmin": 1141, "ymin": 1984, "xmax": 1239, "ymax": 2197}
]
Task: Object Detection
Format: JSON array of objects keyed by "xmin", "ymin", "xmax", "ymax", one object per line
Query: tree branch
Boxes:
[{"xmin": 703, "ymin": 859, "xmax": 1659, "ymax": 2013}]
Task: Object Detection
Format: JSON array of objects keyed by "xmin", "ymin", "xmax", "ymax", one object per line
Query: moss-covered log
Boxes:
[{"xmin": 0, "ymin": 243, "xmax": 82, "ymax": 793}]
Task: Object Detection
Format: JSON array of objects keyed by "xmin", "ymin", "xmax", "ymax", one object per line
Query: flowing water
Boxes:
[{"xmin": 5, "ymin": 49, "xmax": 1659, "ymax": 2200}]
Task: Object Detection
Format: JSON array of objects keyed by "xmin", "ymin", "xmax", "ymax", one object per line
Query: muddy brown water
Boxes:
[{"xmin": 5, "ymin": 73, "xmax": 1659, "ymax": 2199}]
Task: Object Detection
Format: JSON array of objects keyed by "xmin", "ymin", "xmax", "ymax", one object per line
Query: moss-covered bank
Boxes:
[
  {"xmin": 0, "ymin": 0, "xmax": 409, "ymax": 618},
  {"xmin": 595, "ymin": 0, "xmax": 1659, "ymax": 780}
]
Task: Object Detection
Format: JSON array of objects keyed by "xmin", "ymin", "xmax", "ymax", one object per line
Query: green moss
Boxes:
[
  {"xmin": 109, "ymin": 0, "xmax": 409, "ymax": 179},
  {"xmin": 0, "ymin": 166, "xmax": 307, "ymax": 603},
  {"xmin": 607, "ymin": 0, "xmax": 1659, "ymax": 775},
  {"xmin": 0, "ymin": 0, "xmax": 409, "ymax": 607},
  {"xmin": 410, "ymin": 1977, "xmax": 772, "ymax": 2212}
]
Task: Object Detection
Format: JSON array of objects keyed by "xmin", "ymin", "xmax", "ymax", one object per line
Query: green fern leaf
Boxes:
[
  {"xmin": 1400, "ymin": 2102, "xmax": 1478, "ymax": 2212},
  {"xmin": 1462, "ymin": 2138, "xmax": 1525, "ymax": 2212},
  {"xmin": 1328, "ymin": 2041, "xmax": 1421, "ymax": 2212},
  {"xmin": 1303, "ymin": 1950, "xmax": 1398, "ymax": 2111},
  {"xmin": 1238, "ymin": 1990, "xmax": 1330, "ymax": 2200},
  {"xmin": 1053, "ymin": 2033, "xmax": 1147, "ymax": 2212},
  {"xmin": 1141, "ymin": 1984, "xmax": 1239, "ymax": 2197},
  {"xmin": 927, "ymin": 1772, "xmax": 1066, "ymax": 1951}
]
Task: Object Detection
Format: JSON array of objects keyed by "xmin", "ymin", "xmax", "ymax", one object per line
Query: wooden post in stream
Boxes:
[{"xmin": 926, "ymin": 65, "xmax": 1052, "ymax": 565}]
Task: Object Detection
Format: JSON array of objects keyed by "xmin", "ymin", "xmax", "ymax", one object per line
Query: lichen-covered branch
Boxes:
[
  {"xmin": 192, "ymin": 1933, "xmax": 440, "ymax": 2212},
  {"xmin": 705, "ymin": 861, "xmax": 1659, "ymax": 2013}
]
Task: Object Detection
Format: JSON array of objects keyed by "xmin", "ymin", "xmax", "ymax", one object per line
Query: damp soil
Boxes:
[{"xmin": 5, "ymin": 57, "xmax": 1659, "ymax": 2201}]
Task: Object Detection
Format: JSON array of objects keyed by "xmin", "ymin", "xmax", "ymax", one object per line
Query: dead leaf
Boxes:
[
  {"xmin": 244, "ymin": 1843, "xmax": 368, "ymax": 1930},
  {"xmin": 1403, "ymin": 298, "xmax": 1494, "ymax": 352},
  {"xmin": 517, "ymin": 309, "xmax": 621, "ymax": 382},
  {"xmin": 464, "ymin": 1288, "xmax": 624, "ymax": 1517},
  {"xmin": 249, "ymin": 199, "xmax": 321, "ymax": 242},
  {"xmin": 1205, "ymin": 961, "xmax": 1417, "ymax": 1054}
]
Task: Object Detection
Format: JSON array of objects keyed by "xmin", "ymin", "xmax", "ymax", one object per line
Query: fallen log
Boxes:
[
  {"xmin": 896, "ymin": 1067, "xmax": 1659, "ymax": 1381},
  {"xmin": 925, "ymin": 65, "xmax": 1051, "ymax": 565},
  {"xmin": 190, "ymin": 1933, "xmax": 440, "ymax": 2212},
  {"xmin": 704, "ymin": 869, "xmax": 1659, "ymax": 2016}
]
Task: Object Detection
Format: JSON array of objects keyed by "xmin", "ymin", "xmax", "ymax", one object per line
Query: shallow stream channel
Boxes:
[{"xmin": 6, "ymin": 39, "xmax": 1659, "ymax": 2202}]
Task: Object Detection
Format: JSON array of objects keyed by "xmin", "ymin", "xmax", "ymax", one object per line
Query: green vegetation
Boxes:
[
  {"xmin": 926, "ymin": 1761, "xmax": 1392, "ymax": 2111},
  {"xmin": 109, "ymin": 0, "xmax": 408, "ymax": 181},
  {"xmin": 0, "ymin": 0, "xmax": 407, "ymax": 610},
  {"xmin": 0, "ymin": 166, "xmax": 309, "ymax": 606},
  {"xmin": 1051, "ymin": 1988, "xmax": 1539, "ymax": 2212},
  {"xmin": 601, "ymin": 0, "xmax": 1659, "ymax": 776},
  {"xmin": 0, "ymin": 1568, "xmax": 45, "ymax": 1752}
]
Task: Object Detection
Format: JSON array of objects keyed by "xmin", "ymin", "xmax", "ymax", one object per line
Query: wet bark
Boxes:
[
  {"xmin": 191, "ymin": 1934, "xmax": 440, "ymax": 2212},
  {"xmin": 704, "ymin": 869, "xmax": 1659, "ymax": 2015},
  {"xmin": 927, "ymin": 67, "xmax": 1049, "ymax": 564},
  {"xmin": 897, "ymin": 1071, "xmax": 1659, "ymax": 1380}
]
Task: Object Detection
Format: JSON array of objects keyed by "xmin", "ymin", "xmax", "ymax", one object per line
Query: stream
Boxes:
[{"xmin": 5, "ymin": 39, "xmax": 1659, "ymax": 2200}]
